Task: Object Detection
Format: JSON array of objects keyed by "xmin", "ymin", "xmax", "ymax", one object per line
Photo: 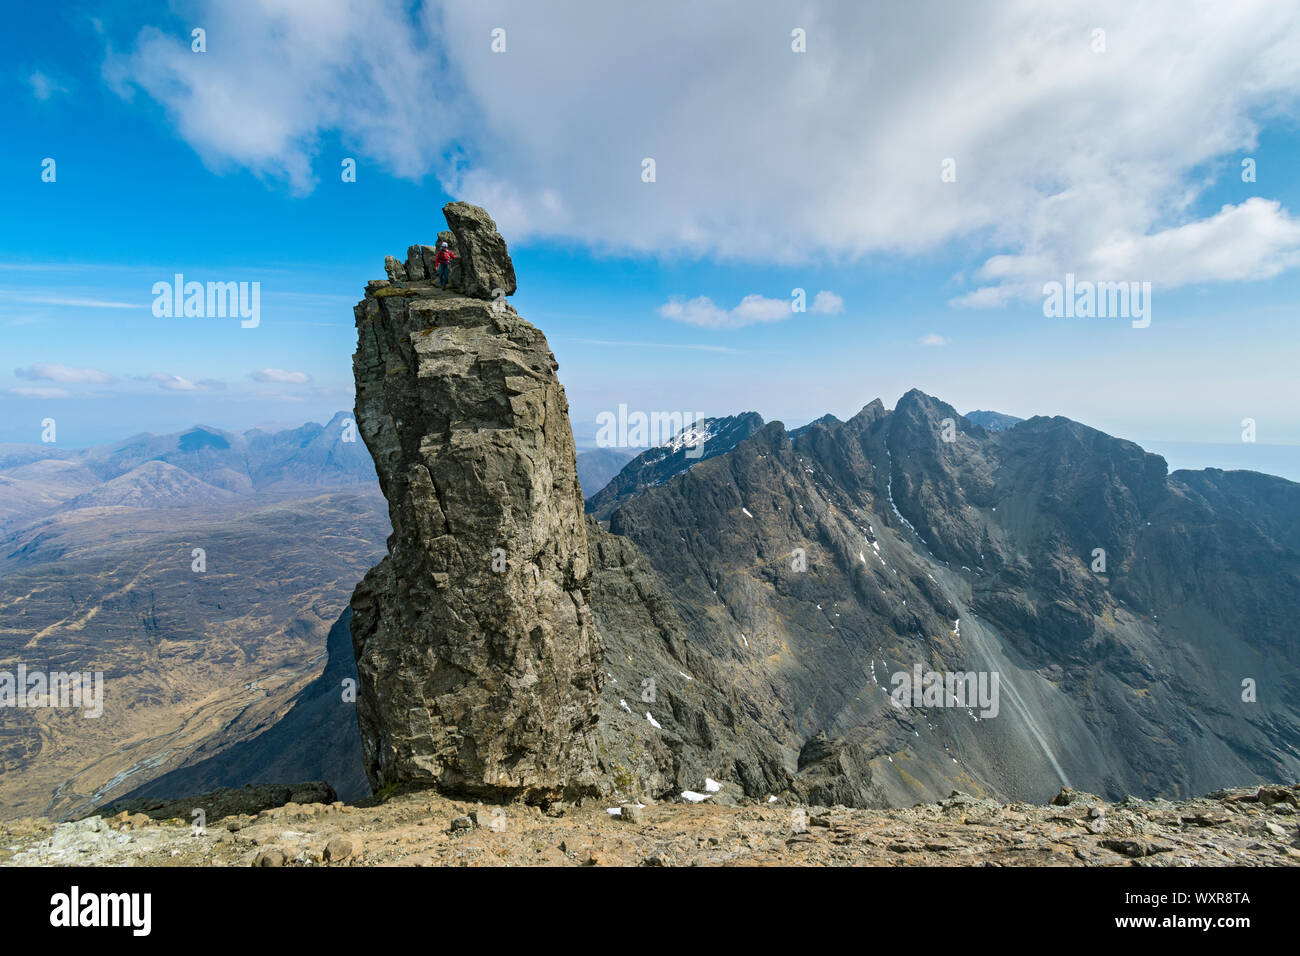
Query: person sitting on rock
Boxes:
[{"xmin": 434, "ymin": 242, "xmax": 456, "ymax": 289}]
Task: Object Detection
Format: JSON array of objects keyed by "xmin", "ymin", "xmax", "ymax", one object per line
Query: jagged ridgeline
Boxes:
[{"xmin": 346, "ymin": 203, "xmax": 1300, "ymax": 810}]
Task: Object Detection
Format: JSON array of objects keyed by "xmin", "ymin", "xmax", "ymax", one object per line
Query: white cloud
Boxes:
[
  {"xmin": 105, "ymin": 0, "xmax": 1300, "ymax": 294},
  {"xmin": 810, "ymin": 291, "xmax": 845, "ymax": 315},
  {"xmin": 920, "ymin": 334, "xmax": 951, "ymax": 347},
  {"xmin": 660, "ymin": 294, "xmax": 791, "ymax": 329},
  {"xmin": 251, "ymin": 368, "xmax": 311, "ymax": 384},
  {"xmin": 953, "ymin": 198, "xmax": 1300, "ymax": 306},
  {"xmin": 659, "ymin": 289, "xmax": 842, "ymax": 328},
  {"xmin": 104, "ymin": 3, "xmax": 455, "ymax": 193},
  {"xmin": 14, "ymin": 363, "xmax": 114, "ymax": 384}
]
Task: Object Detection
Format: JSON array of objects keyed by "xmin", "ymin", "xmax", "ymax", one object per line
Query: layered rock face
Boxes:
[{"xmin": 351, "ymin": 204, "xmax": 603, "ymax": 801}]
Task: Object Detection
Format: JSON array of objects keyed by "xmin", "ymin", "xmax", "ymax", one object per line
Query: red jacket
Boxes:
[{"xmin": 435, "ymin": 248, "xmax": 456, "ymax": 266}]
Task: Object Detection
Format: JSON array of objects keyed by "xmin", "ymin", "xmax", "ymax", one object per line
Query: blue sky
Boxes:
[{"xmin": 3, "ymin": 1, "xmax": 1300, "ymax": 480}]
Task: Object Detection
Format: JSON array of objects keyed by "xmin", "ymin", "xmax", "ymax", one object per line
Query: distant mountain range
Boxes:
[
  {"xmin": 0, "ymin": 415, "xmax": 386, "ymax": 819},
  {"xmin": 574, "ymin": 448, "xmax": 637, "ymax": 499}
]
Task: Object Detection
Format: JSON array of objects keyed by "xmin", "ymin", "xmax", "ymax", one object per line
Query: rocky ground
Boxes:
[{"xmin": 2, "ymin": 782, "xmax": 1296, "ymax": 867}]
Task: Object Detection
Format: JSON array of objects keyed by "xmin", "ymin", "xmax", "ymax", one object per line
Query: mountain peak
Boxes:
[{"xmin": 846, "ymin": 399, "xmax": 887, "ymax": 430}]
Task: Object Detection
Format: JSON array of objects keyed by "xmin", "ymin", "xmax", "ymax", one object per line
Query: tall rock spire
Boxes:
[{"xmin": 349, "ymin": 202, "xmax": 603, "ymax": 801}]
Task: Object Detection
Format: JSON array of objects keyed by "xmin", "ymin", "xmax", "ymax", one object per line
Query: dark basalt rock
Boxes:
[
  {"xmin": 792, "ymin": 731, "xmax": 886, "ymax": 808},
  {"xmin": 351, "ymin": 204, "xmax": 601, "ymax": 801}
]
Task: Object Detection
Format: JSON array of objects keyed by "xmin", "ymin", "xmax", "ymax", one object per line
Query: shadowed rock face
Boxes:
[
  {"xmin": 351, "ymin": 203, "xmax": 603, "ymax": 802},
  {"xmin": 113, "ymin": 609, "xmax": 370, "ymax": 805},
  {"xmin": 601, "ymin": 389, "xmax": 1300, "ymax": 803}
]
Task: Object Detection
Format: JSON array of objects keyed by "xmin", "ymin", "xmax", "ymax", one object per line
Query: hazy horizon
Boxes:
[{"xmin": 9, "ymin": 400, "xmax": 1300, "ymax": 485}]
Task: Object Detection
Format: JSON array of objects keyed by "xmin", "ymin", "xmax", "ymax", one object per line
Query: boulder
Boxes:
[
  {"xmin": 441, "ymin": 201, "xmax": 516, "ymax": 299},
  {"xmin": 404, "ymin": 244, "xmax": 426, "ymax": 280},
  {"xmin": 323, "ymin": 836, "xmax": 353, "ymax": 861},
  {"xmin": 790, "ymin": 731, "xmax": 886, "ymax": 808}
]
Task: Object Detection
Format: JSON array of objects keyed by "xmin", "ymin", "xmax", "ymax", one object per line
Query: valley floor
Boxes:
[{"xmin": 1, "ymin": 784, "xmax": 1297, "ymax": 867}]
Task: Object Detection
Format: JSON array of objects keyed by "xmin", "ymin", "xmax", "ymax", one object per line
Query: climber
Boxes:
[{"xmin": 434, "ymin": 241, "xmax": 456, "ymax": 289}]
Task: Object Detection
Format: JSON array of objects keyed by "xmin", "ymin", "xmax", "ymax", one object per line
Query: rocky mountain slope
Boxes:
[
  {"xmin": 109, "ymin": 610, "xmax": 369, "ymax": 804},
  {"xmin": 600, "ymin": 393, "xmax": 1300, "ymax": 804}
]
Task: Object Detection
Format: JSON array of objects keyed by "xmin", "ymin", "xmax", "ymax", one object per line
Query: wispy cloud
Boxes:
[
  {"xmin": 14, "ymin": 363, "xmax": 115, "ymax": 384},
  {"xmin": 659, "ymin": 291, "xmax": 842, "ymax": 329},
  {"xmin": 28, "ymin": 70, "xmax": 68, "ymax": 101},
  {"xmin": 920, "ymin": 333, "xmax": 951, "ymax": 346},
  {"xmin": 142, "ymin": 372, "xmax": 225, "ymax": 392},
  {"xmin": 251, "ymin": 368, "xmax": 311, "ymax": 384},
  {"xmin": 8, "ymin": 294, "xmax": 140, "ymax": 309},
  {"xmin": 810, "ymin": 291, "xmax": 845, "ymax": 315}
]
